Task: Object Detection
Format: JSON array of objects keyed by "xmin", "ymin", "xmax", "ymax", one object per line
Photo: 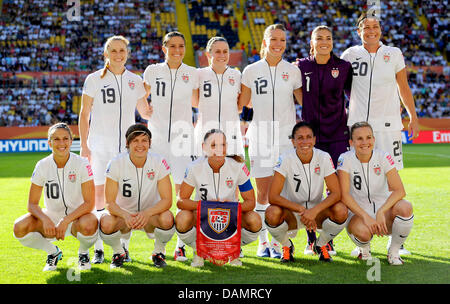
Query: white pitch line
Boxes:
[{"xmin": 405, "ymin": 151, "xmax": 450, "ymax": 159}]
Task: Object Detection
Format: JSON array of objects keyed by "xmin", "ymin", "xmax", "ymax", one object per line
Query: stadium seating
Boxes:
[
  {"xmin": 187, "ymin": 0, "xmax": 240, "ymax": 50},
  {"xmin": 0, "ymin": 0, "xmax": 447, "ymax": 127}
]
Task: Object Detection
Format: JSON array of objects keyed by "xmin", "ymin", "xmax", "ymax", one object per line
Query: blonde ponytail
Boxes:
[
  {"xmin": 100, "ymin": 35, "xmax": 130, "ymax": 79},
  {"xmin": 260, "ymin": 24, "xmax": 286, "ymax": 59}
]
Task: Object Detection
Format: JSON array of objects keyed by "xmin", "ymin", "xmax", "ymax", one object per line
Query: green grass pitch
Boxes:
[{"xmin": 0, "ymin": 144, "xmax": 449, "ymax": 284}]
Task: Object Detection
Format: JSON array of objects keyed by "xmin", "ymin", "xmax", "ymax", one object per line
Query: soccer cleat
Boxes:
[
  {"xmin": 387, "ymin": 236, "xmax": 411, "ymax": 256},
  {"xmin": 152, "ymin": 253, "xmax": 167, "ymax": 268},
  {"xmin": 357, "ymin": 246, "xmax": 372, "ymax": 261},
  {"xmin": 174, "ymin": 245, "xmax": 188, "ymax": 262},
  {"xmin": 43, "ymin": 247, "xmax": 63, "ymax": 271},
  {"xmin": 387, "ymin": 252, "xmax": 404, "ymax": 266},
  {"xmin": 229, "ymin": 258, "xmax": 242, "ymax": 266},
  {"xmin": 256, "ymin": 242, "xmax": 271, "ymax": 257},
  {"xmin": 304, "ymin": 242, "xmax": 314, "ymax": 256},
  {"xmin": 191, "ymin": 254, "xmax": 204, "ymax": 268},
  {"xmin": 351, "ymin": 244, "xmax": 371, "ymax": 257},
  {"xmin": 123, "ymin": 246, "xmax": 131, "ymax": 263},
  {"xmin": 326, "ymin": 240, "xmax": 337, "ymax": 256},
  {"xmin": 270, "ymin": 240, "xmax": 282, "ymax": 259},
  {"xmin": 93, "ymin": 249, "xmax": 104, "ymax": 264},
  {"xmin": 78, "ymin": 253, "xmax": 91, "ymax": 270},
  {"xmin": 314, "ymin": 243, "xmax": 332, "ymax": 262},
  {"xmin": 110, "ymin": 253, "xmax": 125, "ymax": 269},
  {"xmin": 280, "ymin": 239, "xmax": 295, "ymax": 263}
]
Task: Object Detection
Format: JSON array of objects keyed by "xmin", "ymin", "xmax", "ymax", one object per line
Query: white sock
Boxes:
[
  {"xmin": 316, "ymin": 218, "xmax": 346, "ymax": 247},
  {"xmin": 348, "ymin": 232, "xmax": 371, "ymax": 249},
  {"xmin": 15, "ymin": 232, "xmax": 58, "ymax": 255},
  {"xmin": 241, "ymin": 228, "xmax": 259, "ymax": 246},
  {"xmin": 390, "ymin": 215, "xmax": 414, "ymax": 254},
  {"xmin": 175, "ymin": 208, "xmax": 186, "ymax": 248},
  {"xmin": 77, "ymin": 231, "xmax": 98, "ymax": 254},
  {"xmin": 121, "ymin": 231, "xmax": 132, "ymax": 250},
  {"xmin": 177, "ymin": 227, "xmax": 197, "ymax": 250},
  {"xmin": 153, "ymin": 225, "xmax": 176, "ymax": 255},
  {"xmin": 100, "ymin": 229, "xmax": 124, "ymax": 255},
  {"xmin": 94, "ymin": 209, "xmax": 107, "ymax": 251},
  {"xmin": 266, "ymin": 221, "xmax": 290, "ymax": 247},
  {"xmin": 255, "ymin": 202, "xmax": 269, "ymax": 244}
]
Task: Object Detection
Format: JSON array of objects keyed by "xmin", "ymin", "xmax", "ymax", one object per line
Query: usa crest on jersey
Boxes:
[
  {"xmin": 373, "ymin": 165, "xmax": 381, "ymax": 176},
  {"xmin": 282, "ymin": 72, "xmax": 289, "ymax": 81},
  {"xmin": 225, "ymin": 177, "xmax": 234, "ymax": 188},
  {"xmin": 128, "ymin": 80, "xmax": 135, "ymax": 90},
  {"xmin": 383, "ymin": 53, "xmax": 391, "ymax": 63},
  {"xmin": 228, "ymin": 76, "xmax": 235, "ymax": 86},
  {"xmin": 182, "ymin": 73, "xmax": 189, "ymax": 83},
  {"xmin": 68, "ymin": 171, "xmax": 76, "ymax": 183},
  {"xmin": 147, "ymin": 169, "xmax": 155, "ymax": 180},
  {"xmin": 331, "ymin": 68, "xmax": 339, "ymax": 78}
]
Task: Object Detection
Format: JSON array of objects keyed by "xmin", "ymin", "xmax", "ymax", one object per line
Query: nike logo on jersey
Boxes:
[
  {"xmin": 294, "ymin": 174, "xmax": 300, "ymax": 177},
  {"xmin": 257, "ymin": 77, "xmax": 264, "ymax": 80},
  {"xmin": 204, "ymin": 80, "xmax": 211, "ymax": 83},
  {"xmin": 103, "ymin": 84, "xmax": 111, "ymax": 88},
  {"xmin": 304, "ymin": 72, "xmax": 313, "ymax": 75},
  {"xmin": 156, "ymin": 77, "xmax": 163, "ymax": 80},
  {"xmin": 123, "ymin": 178, "xmax": 131, "ymax": 182},
  {"xmin": 201, "ymin": 184, "xmax": 208, "ymax": 186},
  {"xmin": 399, "ymin": 235, "xmax": 407, "ymax": 238},
  {"xmin": 353, "ymin": 172, "xmax": 360, "ymax": 175},
  {"xmin": 356, "ymin": 57, "xmax": 362, "ymax": 60},
  {"xmin": 47, "ymin": 180, "xmax": 54, "ymax": 183}
]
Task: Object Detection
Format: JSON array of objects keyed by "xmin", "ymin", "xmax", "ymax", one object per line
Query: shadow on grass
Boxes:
[{"xmin": 45, "ymin": 250, "xmax": 450, "ymax": 284}]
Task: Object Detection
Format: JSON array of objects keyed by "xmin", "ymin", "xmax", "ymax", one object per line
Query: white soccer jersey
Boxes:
[
  {"xmin": 183, "ymin": 157, "xmax": 251, "ymax": 202},
  {"xmin": 274, "ymin": 148, "xmax": 335, "ymax": 209},
  {"xmin": 241, "ymin": 59, "xmax": 302, "ymax": 147},
  {"xmin": 82, "ymin": 69, "xmax": 146, "ymax": 153},
  {"xmin": 143, "ymin": 62, "xmax": 199, "ymax": 147},
  {"xmin": 337, "ymin": 149, "xmax": 396, "ymax": 215},
  {"xmin": 196, "ymin": 66, "xmax": 244, "ymax": 156},
  {"xmin": 31, "ymin": 153, "xmax": 94, "ymax": 216},
  {"xmin": 341, "ymin": 42, "xmax": 406, "ymax": 131},
  {"xmin": 106, "ymin": 152, "xmax": 171, "ymax": 213}
]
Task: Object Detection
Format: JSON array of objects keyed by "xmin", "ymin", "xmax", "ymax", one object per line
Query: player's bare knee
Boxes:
[
  {"xmin": 13, "ymin": 218, "xmax": 30, "ymax": 238},
  {"xmin": 331, "ymin": 202, "xmax": 348, "ymax": 223},
  {"xmin": 159, "ymin": 210, "xmax": 174, "ymax": 229},
  {"xmin": 243, "ymin": 211, "xmax": 262, "ymax": 232},
  {"xmin": 100, "ymin": 215, "xmax": 115, "ymax": 234},
  {"xmin": 79, "ymin": 214, "xmax": 98, "ymax": 236},
  {"xmin": 265, "ymin": 205, "xmax": 282, "ymax": 226},
  {"xmin": 175, "ymin": 210, "xmax": 193, "ymax": 232},
  {"xmin": 393, "ymin": 199, "xmax": 413, "ymax": 218}
]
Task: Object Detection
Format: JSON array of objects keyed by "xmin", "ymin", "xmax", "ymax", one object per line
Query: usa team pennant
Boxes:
[{"xmin": 196, "ymin": 200, "xmax": 241, "ymax": 266}]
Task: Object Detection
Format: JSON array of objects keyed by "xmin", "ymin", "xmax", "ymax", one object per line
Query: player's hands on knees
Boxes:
[
  {"xmin": 55, "ymin": 218, "xmax": 69, "ymax": 240},
  {"xmin": 131, "ymin": 212, "xmax": 150, "ymax": 230},
  {"xmin": 123, "ymin": 212, "xmax": 136, "ymax": 229},
  {"xmin": 375, "ymin": 211, "xmax": 389, "ymax": 236},
  {"xmin": 43, "ymin": 218, "xmax": 56, "ymax": 238},
  {"xmin": 300, "ymin": 208, "xmax": 318, "ymax": 227},
  {"xmin": 363, "ymin": 214, "xmax": 381, "ymax": 236}
]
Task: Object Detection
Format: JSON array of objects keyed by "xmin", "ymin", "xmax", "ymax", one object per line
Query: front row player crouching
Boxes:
[
  {"xmin": 337, "ymin": 122, "xmax": 414, "ymax": 265},
  {"xmin": 267, "ymin": 122, "xmax": 348, "ymax": 262},
  {"xmin": 13, "ymin": 123, "xmax": 98, "ymax": 271},
  {"xmin": 176, "ymin": 129, "xmax": 261, "ymax": 267},
  {"xmin": 99, "ymin": 124, "xmax": 175, "ymax": 269}
]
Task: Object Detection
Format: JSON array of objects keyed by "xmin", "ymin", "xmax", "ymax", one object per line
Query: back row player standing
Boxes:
[
  {"xmin": 79, "ymin": 35, "xmax": 152, "ymax": 263},
  {"xmin": 341, "ymin": 12, "xmax": 419, "ymax": 256},
  {"xmin": 240, "ymin": 24, "xmax": 303, "ymax": 258}
]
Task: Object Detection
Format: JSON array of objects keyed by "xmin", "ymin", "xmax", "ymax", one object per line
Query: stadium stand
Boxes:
[
  {"xmin": 0, "ymin": 0, "xmax": 448, "ymax": 127},
  {"xmin": 187, "ymin": 0, "xmax": 240, "ymax": 51}
]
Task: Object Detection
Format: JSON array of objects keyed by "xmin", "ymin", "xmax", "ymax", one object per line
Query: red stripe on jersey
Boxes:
[
  {"xmin": 242, "ymin": 164, "xmax": 250, "ymax": 177},
  {"xmin": 162, "ymin": 159, "xmax": 170, "ymax": 170},
  {"xmin": 86, "ymin": 164, "xmax": 93, "ymax": 176},
  {"xmin": 386, "ymin": 154, "xmax": 395, "ymax": 166}
]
